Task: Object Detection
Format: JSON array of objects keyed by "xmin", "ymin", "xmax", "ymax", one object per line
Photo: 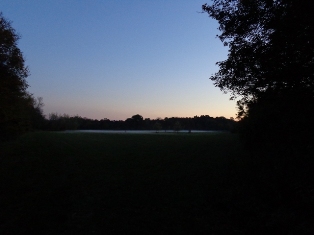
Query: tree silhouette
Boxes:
[
  {"xmin": 153, "ymin": 121, "xmax": 162, "ymax": 133},
  {"xmin": 0, "ymin": 12, "xmax": 33, "ymax": 139},
  {"xmin": 173, "ymin": 121, "xmax": 182, "ymax": 133},
  {"xmin": 202, "ymin": 1, "xmax": 314, "ymax": 107},
  {"xmin": 202, "ymin": 0, "xmax": 314, "ymax": 152}
]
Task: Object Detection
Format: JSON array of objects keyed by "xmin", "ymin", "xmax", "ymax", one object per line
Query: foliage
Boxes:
[
  {"xmin": 239, "ymin": 89, "xmax": 314, "ymax": 154},
  {"xmin": 125, "ymin": 114, "xmax": 144, "ymax": 130},
  {"xmin": 0, "ymin": 12, "xmax": 45, "ymax": 140},
  {"xmin": 173, "ymin": 121, "xmax": 182, "ymax": 133},
  {"xmin": 29, "ymin": 96, "xmax": 46, "ymax": 129},
  {"xmin": 45, "ymin": 113, "xmax": 79, "ymax": 131},
  {"xmin": 43, "ymin": 114, "xmax": 236, "ymax": 132},
  {"xmin": 202, "ymin": 0, "xmax": 314, "ymax": 152},
  {"xmin": 202, "ymin": 0, "xmax": 314, "ymax": 107},
  {"xmin": 0, "ymin": 12, "xmax": 29, "ymax": 139},
  {"xmin": 153, "ymin": 121, "xmax": 162, "ymax": 133}
]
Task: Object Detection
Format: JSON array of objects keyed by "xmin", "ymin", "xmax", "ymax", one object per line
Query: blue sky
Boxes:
[{"xmin": 1, "ymin": 0, "xmax": 237, "ymax": 120}]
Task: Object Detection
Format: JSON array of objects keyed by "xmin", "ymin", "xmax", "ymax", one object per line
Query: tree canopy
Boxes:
[
  {"xmin": 0, "ymin": 13, "xmax": 29, "ymax": 92},
  {"xmin": 202, "ymin": 0, "xmax": 314, "ymax": 152},
  {"xmin": 0, "ymin": 12, "xmax": 44, "ymax": 140},
  {"xmin": 202, "ymin": 0, "xmax": 314, "ymax": 115}
]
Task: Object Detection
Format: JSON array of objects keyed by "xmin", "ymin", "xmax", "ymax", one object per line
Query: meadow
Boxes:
[{"xmin": 1, "ymin": 132, "xmax": 313, "ymax": 234}]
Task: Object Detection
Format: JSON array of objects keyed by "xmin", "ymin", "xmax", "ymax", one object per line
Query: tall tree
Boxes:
[
  {"xmin": 202, "ymin": 0, "xmax": 314, "ymax": 106},
  {"xmin": 202, "ymin": 0, "xmax": 314, "ymax": 152},
  {"xmin": 0, "ymin": 12, "xmax": 34, "ymax": 139}
]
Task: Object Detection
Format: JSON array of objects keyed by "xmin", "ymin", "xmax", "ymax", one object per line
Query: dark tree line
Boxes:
[
  {"xmin": 44, "ymin": 113, "xmax": 236, "ymax": 132},
  {"xmin": 202, "ymin": 0, "xmax": 314, "ymax": 154}
]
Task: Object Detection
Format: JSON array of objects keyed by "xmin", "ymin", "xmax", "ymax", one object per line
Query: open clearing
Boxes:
[{"xmin": 1, "ymin": 132, "xmax": 312, "ymax": 234}]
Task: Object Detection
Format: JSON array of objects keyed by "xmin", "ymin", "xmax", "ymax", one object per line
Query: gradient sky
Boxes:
[{"xmin": 1, "ymin": 0, "xmax": 237, "ymax": 120}]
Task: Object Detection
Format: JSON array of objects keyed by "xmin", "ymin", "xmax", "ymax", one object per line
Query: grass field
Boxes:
[{"xmin": 1, "ymin": 132, "xmax": 313, "ymax": 234}]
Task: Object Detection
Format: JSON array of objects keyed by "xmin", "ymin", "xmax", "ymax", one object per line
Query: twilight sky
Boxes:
[{"xmin": 1, "ymin": 0, "xmax": 237, "ymax": 120}]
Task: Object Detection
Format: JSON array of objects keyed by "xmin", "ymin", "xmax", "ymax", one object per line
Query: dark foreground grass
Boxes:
[{"xmin": 1, "ymin": 132, "xmax": 313, "ymax": 234}]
